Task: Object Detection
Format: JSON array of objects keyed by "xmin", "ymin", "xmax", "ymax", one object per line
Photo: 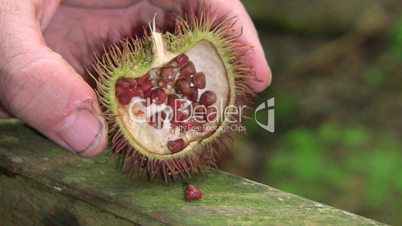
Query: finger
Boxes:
[
  {"xmin": 0, "ymin": 104, "xmax": 12, "ymax": 119},
  {"xmin": 207, "ymin": 0, "xmax": 272, "ymax": 92},
  {"xmin": 62, "ymin": 0, "xmax": 139, "ymax": 9},
  {"xmin": 0, "ymin": 0, "xmax": 108, "ymax": 157}
]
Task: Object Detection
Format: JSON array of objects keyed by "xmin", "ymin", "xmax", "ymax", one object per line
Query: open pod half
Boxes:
[{"xmin": 93, "ymin": 13, "xmax": 255, "ymax": 183}]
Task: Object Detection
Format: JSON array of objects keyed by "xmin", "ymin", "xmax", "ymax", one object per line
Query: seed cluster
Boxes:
[{"xmin": 115, "ymin": 54, "xmax": 218, "ymax": 154}]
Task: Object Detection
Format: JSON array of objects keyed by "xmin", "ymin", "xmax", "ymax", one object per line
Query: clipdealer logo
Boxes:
[
  {"xmin": 254, "ymin": 98, "xmax": 275, "ymax": 133},
  {"xmin": 126, "ymin": 97, "xmax": 275, "ymax": 133}
]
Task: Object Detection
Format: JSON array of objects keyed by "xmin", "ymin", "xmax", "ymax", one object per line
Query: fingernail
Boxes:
[{"xmin": 57, "ymin": 109, "xmax": 104, "ymax": 155}]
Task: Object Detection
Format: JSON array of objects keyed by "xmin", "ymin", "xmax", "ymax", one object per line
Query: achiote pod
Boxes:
[{"xmin": 92, "ymin": 11, "xmax": 255, "ymax": 183}]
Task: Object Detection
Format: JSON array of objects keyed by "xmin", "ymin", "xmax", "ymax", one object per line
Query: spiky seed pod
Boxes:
[{"xmin": 92, "ymin": 11, "xmax": 255, "ymax": 183}]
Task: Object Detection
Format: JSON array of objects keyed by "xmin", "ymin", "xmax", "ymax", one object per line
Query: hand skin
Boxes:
[{"xmin": 0, "ymin": 0, "xmax": 271, "ymax": 157}]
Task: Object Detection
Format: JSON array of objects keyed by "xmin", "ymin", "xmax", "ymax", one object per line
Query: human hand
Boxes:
[{"xmin": 0, "ymin": 0, "xmax": 271, "ymax": 157}]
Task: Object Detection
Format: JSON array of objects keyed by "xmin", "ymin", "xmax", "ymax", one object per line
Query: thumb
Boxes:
[{"xmin": 0, "ymin": 0, "xmax": 108, "ymax": 157}]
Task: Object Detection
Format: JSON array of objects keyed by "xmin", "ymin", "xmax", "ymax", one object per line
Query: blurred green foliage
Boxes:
[
  {"xmin": 264, "ymin": 123, "xmax": 402, "ymax": 216},
  {"xmin": 390, "ymin": 17, "xmax": 402, "ymax": 58},
  {"xmin": 238, "ymin": 1, "xmax": 402, "ymax": 224},
  {"xmin": 257, "ymin": 16, "xmax": 402, "ymax": 224}
]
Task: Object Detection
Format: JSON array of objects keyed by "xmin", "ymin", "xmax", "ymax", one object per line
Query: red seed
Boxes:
[
  {"xmin": 139, "ymin": 89, "xmax": 152, "ymax": 107},
  {"xmin": 199, "ymin": 91, "xmax": 217, "ymax": 106},
  {"xmin": 143, "ymin": 89, "xmax": 152, "ymax": 98},
  {"xmin": 184, "ymin": 184, "xmax": 202, "ymax": 201},
  {"xmin": 137, "ymin": 74, "xmax": 150, "ymax": 84},
  {"xmin": 205, "ymin": 106, "xmax": 218, "ymax": 122},
  {"xmin": 174, "ymin": 54, "xmax": 189, "ymax": 66},
  {"xmin": 118, "ymin": 94, "xmax": 131, "ymax": 105},
  {"xmin": 168, "ymin": 95, "xmax": 182, "ymax": 110},
  {"xmin": 193, "ymin": 107, "xmax": 207, "ymax": 123},
  {"xmin": 192, "ymin": 72, "xmax": 206, "ymax": 89},
  {"xmin": 151, "ymin": 88, "xmax": 167, "ymax": 105},
  {"xmin": 193, "ymin": 103, "xmax": 207, "ymax": 114},
  {"xmin": 117, "ymin": 78, "xmax": 131, "ymax": 89},
  {"xmin": 171, "ymin": 110, "xmax": 189, "ymax": 128},
  {"xmin": 139, "ymin": 80, "xmax": 153, "ymax": 93},
  {"xmin": 186, "ymin": 87, "xmax": 198, "ymax": 102},
  {"xmin": 127, "ymin": 88, "xmax": 142, "ymax": 98},
  {"xmin": 128, "ymin": 78, "xmax": 138, "ymax": 88},
  {"xmin": 159, "ymin": 67, "xmax": 176, "ymax": 88},
  {"xmin": 115, "ymin": 86, "xmax": 126, "ymax": 96},
  {"xmin": 191, "ymin": 102, "xmax": 200, "ymax": 108},
  {"xmin": 175, "ymin": 79, "xmax": 191, "ymax": 95},
  {"xmin": 167, "ymin": 139, "xmax": 185, "ymax": 153},
  {"xmin": 189, "ymin": 102, "xmax": 199, "ymax": 116},
  {"xmin": 161, "ymin": 67, "xmax": 175, "ymax": 82},
  {"xmin": 176, "ymin": 111, "xmax": 188, "ymax": 122},
  {"xmin": 179, "ymin": 62, "xmax": 196, "ymax": 78}
]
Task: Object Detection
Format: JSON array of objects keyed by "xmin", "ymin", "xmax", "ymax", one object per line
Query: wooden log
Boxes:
[{"xmin": 0, "ymin": 119, "xmax": 384, "ymax": 225}]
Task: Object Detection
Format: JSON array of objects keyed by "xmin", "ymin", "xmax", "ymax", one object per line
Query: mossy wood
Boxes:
[{"xmin": 0, "ymin": 119, "xmax": 384, "ymax": 225}]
